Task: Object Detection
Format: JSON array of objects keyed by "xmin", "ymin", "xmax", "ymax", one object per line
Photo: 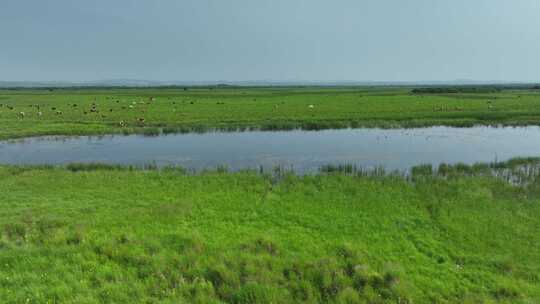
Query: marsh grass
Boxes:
[
  {"xmin": 0, "ymin": 161, "xmax": 539, "ymax": 303},
  {"xmin": 66, "ymin": 162, "xmax": 128, "ymax": 172},
  {"xmin": 318, "ymin": 158, "xmax": 540, "ymax": 188},
  {"xmin": 9, "ymin": 157, "xmax": 540, "ymax": 185},
  {"xmin": 141, "ymin": 127, "xmax": 161, "ymax": 136}
]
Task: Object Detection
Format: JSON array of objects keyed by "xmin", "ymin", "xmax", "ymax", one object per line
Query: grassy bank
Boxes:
[
  {"xmin": 1, "ymin": 164, "xmax": 539, "ymax": 303},
  {"xmin": 1, "ymin": 87, "xmax": 540, "ymax": 139}
]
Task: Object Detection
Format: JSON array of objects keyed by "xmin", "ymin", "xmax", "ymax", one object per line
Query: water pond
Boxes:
[{"xmin": 1, "ymin": 126, "xmax": 540, "ymax": 173}]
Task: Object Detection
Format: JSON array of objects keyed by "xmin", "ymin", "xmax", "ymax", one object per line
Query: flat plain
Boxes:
[
  {"xmin": 1, "ymin": 87, "xmax": 540, "ymax": 303},
  {"xmin": 1, "ymin": 87, "xmax": 540, "ymax": 139}
]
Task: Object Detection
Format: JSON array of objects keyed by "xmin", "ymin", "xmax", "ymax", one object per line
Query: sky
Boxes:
[{"xmin": 1, "ymin": 0, "xmax": 539, "ymax": 82}]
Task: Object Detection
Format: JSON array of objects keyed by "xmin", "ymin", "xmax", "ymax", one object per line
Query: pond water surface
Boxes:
[{"xmin": 1, "ymin": 126, "xmax": 540, "ymax": 173}]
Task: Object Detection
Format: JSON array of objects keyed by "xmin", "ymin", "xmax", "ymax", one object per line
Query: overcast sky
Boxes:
[{"xmin": 1, "ymin": 0, "xmax": 539, "ymax": 82}]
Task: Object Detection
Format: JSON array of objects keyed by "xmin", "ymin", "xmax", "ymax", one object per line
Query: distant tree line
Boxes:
[{"xmin": 411, "ymin": 87, "xmax": 502, "ymax": 94}]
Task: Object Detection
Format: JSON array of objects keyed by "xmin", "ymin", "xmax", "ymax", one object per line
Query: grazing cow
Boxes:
[
  {"xmin": 37, "ymin": 111, "xmax": 43, "ymax": 117},
  {"xmin": 18, "ymin": 112, "xmax": 25, "ymax": 118},
  {"xmin": 308, "ymin": 105, "xmax": 314, "ymax": 109}
]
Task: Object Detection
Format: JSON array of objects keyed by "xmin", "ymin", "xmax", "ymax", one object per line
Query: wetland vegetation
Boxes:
[
  {"xmin": 1, "ymin": 87, "xmax": 540, "ymax": 303},
  {"xmin": 1, "ymin": 160, "xmax": 540, "ymax": 303},
  {"xmin": 1, "ymin": 86, "xmax": 540, "ymax": 139}
]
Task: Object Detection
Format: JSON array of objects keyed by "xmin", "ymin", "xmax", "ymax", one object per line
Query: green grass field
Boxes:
[
  {"xmin": 1, "ymin": 164, "xmax": 539, "ymax": 303},
  {"xmin": 1, "ymin": 87, "xmax": 540, "ymax": 139},
  {"xmin": 2, "ymin": 87, "xmax": 540, "ymax": 303}
]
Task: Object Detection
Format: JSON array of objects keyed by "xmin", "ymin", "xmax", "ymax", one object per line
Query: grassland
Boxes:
[
  {"xmin": 1, "ymin": 163, "xmax": 539, "ymax": 303},
  {"xmin": 2, "ymin": 87, "xmax": 540, "ymax": 303},
  {"xmin": 1, "ymin": 87, "xmax": 540, "ymax": 139}
]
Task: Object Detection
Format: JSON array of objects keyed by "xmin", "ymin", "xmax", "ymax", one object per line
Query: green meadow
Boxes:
[
  {"xmin": 1, "ymin": 87, "xmax": 540, "ymax": 139},
  {"xmin": 1, "ymin": 87, "xmax": 540, "ymax": 303},
  {"xmin": 0, "ymin": 163, "xmax": 539, "ymax": 303}
]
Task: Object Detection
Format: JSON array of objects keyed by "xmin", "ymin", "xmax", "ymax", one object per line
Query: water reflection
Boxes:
[{"xmin": 1, "ymin": 126, "xmax": 540, "ymax": 173}]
